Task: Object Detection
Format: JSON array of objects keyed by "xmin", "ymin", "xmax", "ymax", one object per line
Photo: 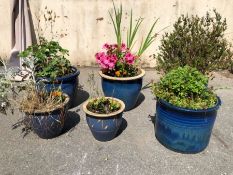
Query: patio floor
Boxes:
[{"xmin": 0, "ymin": 67, "xmax": 233, "ymax": 175}]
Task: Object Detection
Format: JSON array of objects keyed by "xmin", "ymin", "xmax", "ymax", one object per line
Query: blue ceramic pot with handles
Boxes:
[
  {"xmin": 26, "ymin": 94, "xmax": 70, "ymax": 139},
  {"xmin": 36, "ymin": 66, "xmax": 80, "ymax": 105},
  {"xmin": 83, "ymin": 97, "xmax": 125, "ymax": 142},
  {"xmin": 155, "ymin": 97, "xmax": 221, "ymax": 153},
  {"xmin": 99, "ymin": 69, "xmax": 145, "ymax": 111}
]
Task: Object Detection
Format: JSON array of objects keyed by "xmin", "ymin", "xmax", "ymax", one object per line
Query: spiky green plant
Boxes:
[
  {"xmin": 109, "ymin": 1, "xmax": 158, "ymax": 57},
  {"xmin": 127, "ymin": 10, "xmax": 143, "ymax": 50},
  {"xmin": 137, "ymin": 19, "xmax": 158, "ymax": 57},
  {"xmin": 109, "ymin": 1, "xmax": 122, "ymax": 49}
]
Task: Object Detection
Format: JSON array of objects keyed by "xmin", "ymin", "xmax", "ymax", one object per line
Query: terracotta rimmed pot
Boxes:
[
  {"xmin": 37, "ymin": 66, "xmax": 80, "ymax": 106},
  {"xmin": 24, "ymin": 94, "xmax": 70, "ymax": 139},
  {"xmin": 83, "ymin": 97, "xmax": 125, "ymax": 142},
  {"xmin": 155, "ymin": 97, "xmax": 221, "ymax": 153},
  {"xmin": 99, "ymin": 69, "xmax": 145, "ymax": 111}
]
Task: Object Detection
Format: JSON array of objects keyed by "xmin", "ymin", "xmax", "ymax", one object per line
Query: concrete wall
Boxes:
[{"xmin": 1, "ymin": 0, "xmax": 233, "ymax": 67}]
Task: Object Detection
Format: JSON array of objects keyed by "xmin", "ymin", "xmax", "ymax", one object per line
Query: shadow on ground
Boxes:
[
  {"xmin": 133, "ymin": 92, "xmax": 145, "ymax": 109},
  {"xmin": 115, "ymin": 118, "xmax": 128, "ymax": 138},
  {"xmin": 71, "ymin": 89, "xmax": 89, "ymax": 108},
  {"xmin": 149, "ymin": 113, "xmax": 156, "ymax": 124},
  {"xmin": 61, "ymin": 111, "xmax": 80, "ymax": 135}
]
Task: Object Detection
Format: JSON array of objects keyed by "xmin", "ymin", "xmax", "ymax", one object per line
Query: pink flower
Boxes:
[
  {"xmin": 95, "ymin": 52, "xmax": 105, "ymax": 62},
  {"xmin": 96, "ymin": 43, "xmax": 137, "ymax": 70},
  {"xmin": 107, "ymin": 54, "xmax": 117, "ymax": 69},
  {"xmin": 121, "ymin": 43, "xmax": 127, "ymax": 51},
  {"xmin": 100, "ymin": 62, "xmax": 108, "ymax": 69},
  {"xmin": 113, "ymin": 44, "xmax": 118, "ymax": 49},
  {"xmin": 103, "ymin": 43, "xmax": 110, "ymax": 50},
  {"xmin": 95, "ymin": 51, "xmax": 117, "ymax": 69},
  {"xmin": 125, "ymin": 52, "xmax": 135, "ymax": 64}
]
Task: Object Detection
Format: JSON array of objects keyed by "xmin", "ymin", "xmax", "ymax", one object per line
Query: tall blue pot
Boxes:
[
  {"xmin": 99, "ymin": 69, "xmax": 145, "ymax": 111},
  {"xmin": 27, "ymin": 95, "xmax": 69, "ymax": 139},
  {"xmin": 83, "ymin": 97, "xmax": 125, "ymax": 142},
  {"xmin": 155, "ymin": 97, "xmax": 221, "ymax": 153},
  {"xmin": 37, "ymin": 66, "xmax": 80, "ymax": 105}
]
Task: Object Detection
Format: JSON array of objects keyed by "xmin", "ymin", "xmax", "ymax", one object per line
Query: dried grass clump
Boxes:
[{"xmin": 20, "ymin": 83, "xmax": 68, "ymax": 114}]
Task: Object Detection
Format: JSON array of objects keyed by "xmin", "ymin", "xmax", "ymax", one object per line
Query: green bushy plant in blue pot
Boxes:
[
  {"xmin": 96, "ymin": 2, "xmax": 158, "ymax": 111},
  {"xmin": 18, "ymin": 37, "xmax": 80, "ymax": 105},
  {"xmin": 151, "ymin": 66, "xmax": 221, "ymax": 153},
  {"xmin": 18, "ymin": 8, "xmax": 79, "ymax": 106}
]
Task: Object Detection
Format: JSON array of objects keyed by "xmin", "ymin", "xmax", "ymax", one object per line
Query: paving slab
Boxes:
[{"xmin": 0, "ymin": 68, "xmax": 233, "ymax": 175}]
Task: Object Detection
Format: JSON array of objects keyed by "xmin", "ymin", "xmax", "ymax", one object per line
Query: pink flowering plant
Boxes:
[
  {"xmin": 96, "ymin": 43, "xmax": 138, "ymax": 77},
  {"xmin": 95, "ymin": 1, "xmax": 158, "ymax": 77}
]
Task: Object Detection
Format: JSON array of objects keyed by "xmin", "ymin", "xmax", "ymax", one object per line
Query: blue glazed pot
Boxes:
[
  {"xmin": 26, "ymin": 95, "xmax": 69, "ymax": 139},
  {"xmin": 155, "ymin": 97, "xmax": 221, "ymax": 153},
  {"xmin": 99, "ymin": 69, "xmax": 145, "ymax": 111},
  {"xmin": 83, "ymin": 97, "xmax": 125, "ymax": 142},
  {"xmin": 37, "ymin": 66, "xmax": 80, "ymax": 104}
]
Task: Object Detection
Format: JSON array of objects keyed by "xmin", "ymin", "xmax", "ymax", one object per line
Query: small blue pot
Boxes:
[
  {"xmin": 37, "ymin": 67, "xmax": 80, "ymax": 104},
  {"xmin": 83, "ymin": 97, "xmax": 125, "ymax": 142},
  {"xmin": 155, "ymin": 97, "xmax": 221, "ymax": 153},
  {"xmin": 27, "ymin": 95, "xmax": 69, "ymax": 139},
  {"xmin": 99, "ymin": 69, "xmax": 145, "ymax": 111}
]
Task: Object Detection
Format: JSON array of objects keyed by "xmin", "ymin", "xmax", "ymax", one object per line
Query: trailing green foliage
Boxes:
[
  {"xmin": 0, "ymin": 58, "xmax": 11, "ymax": 114},
  {"xmin": 87, "ymin": 97, "xmax": 121, "ymax": 114},
  {"xmin": 155, "ymin": 10, "xmax": 233, "ymax": 74},
  {"xmin": 152, "ymin": 66, "xmax": 217, "ymax": 110},
  {"xmin": 18, "ymin": 37, "xmax": 73, "ymax": 80},
  {"xmin": 0, "ymin": 74, "xmax": 11, "ymax": 114}
]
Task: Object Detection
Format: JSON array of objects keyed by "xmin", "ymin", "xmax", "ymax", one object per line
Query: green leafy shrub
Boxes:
[
  {"xmin": 0, "ymin": 58, "xmax": 21, "ymax": 115},
  {"xmin": 155, "ymin": 10, "xmax": 233, "ymax": 74},
  {"xmin": 87, "ymin": 97, "xmax": 121, "ymax": 114},
  {"xmin": 230, "ymin": 61, "xmax": 233, "ymax": 73},
  {"xmin": 19, "ymin": 37, "xmax": 73, "ymax": 80},
  {"xmin": 151, "ymin": 66, "xmax": 217, "ymax": 110}
]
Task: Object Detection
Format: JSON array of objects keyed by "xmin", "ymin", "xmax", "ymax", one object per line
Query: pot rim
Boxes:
[
  {"xmin": 157, "ymin": 96, "xmax": 221, "ymax": 113},
  {"xmin": 36, "ymin": 66, "xmax": 80, "ymax": 82},
  {"xmin": 99, "ymin": 69, "xmax": 145, "ymax": 81},
  {"xmin": 83, "ymin": 97, "xmax": 125, "ymax": 118},
  {"xmin": 23, "ymin": 93, "xmax": 70, "ymax": 114}
]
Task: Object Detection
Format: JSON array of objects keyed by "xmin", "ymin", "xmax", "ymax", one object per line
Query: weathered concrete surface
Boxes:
[
  {"xmin": 0, "ymin": 68, "xmax": 233, "ymax": 175},
  {"xmin": 1, "ymin": 0, "xmax": 233, "ymax": 67}
]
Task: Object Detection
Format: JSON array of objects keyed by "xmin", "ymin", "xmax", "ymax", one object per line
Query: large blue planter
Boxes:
[
  {"xmin": 83, "ymin": 97, "xmax": 125, "ymax": 141},
  {"xmin": 99, "ymin": 69, "xmax": 145, "ymax": 111},
  {"xmin": 37, "ymin": 67, "xmax": 80, "ymax": 104},
  {"xmin": 27, "ymin": 95, "xmax": 69, "ymax": 139},
  {"xmin": 155, "ymin": 97, "xmax": 221, "ymax": 153}
]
